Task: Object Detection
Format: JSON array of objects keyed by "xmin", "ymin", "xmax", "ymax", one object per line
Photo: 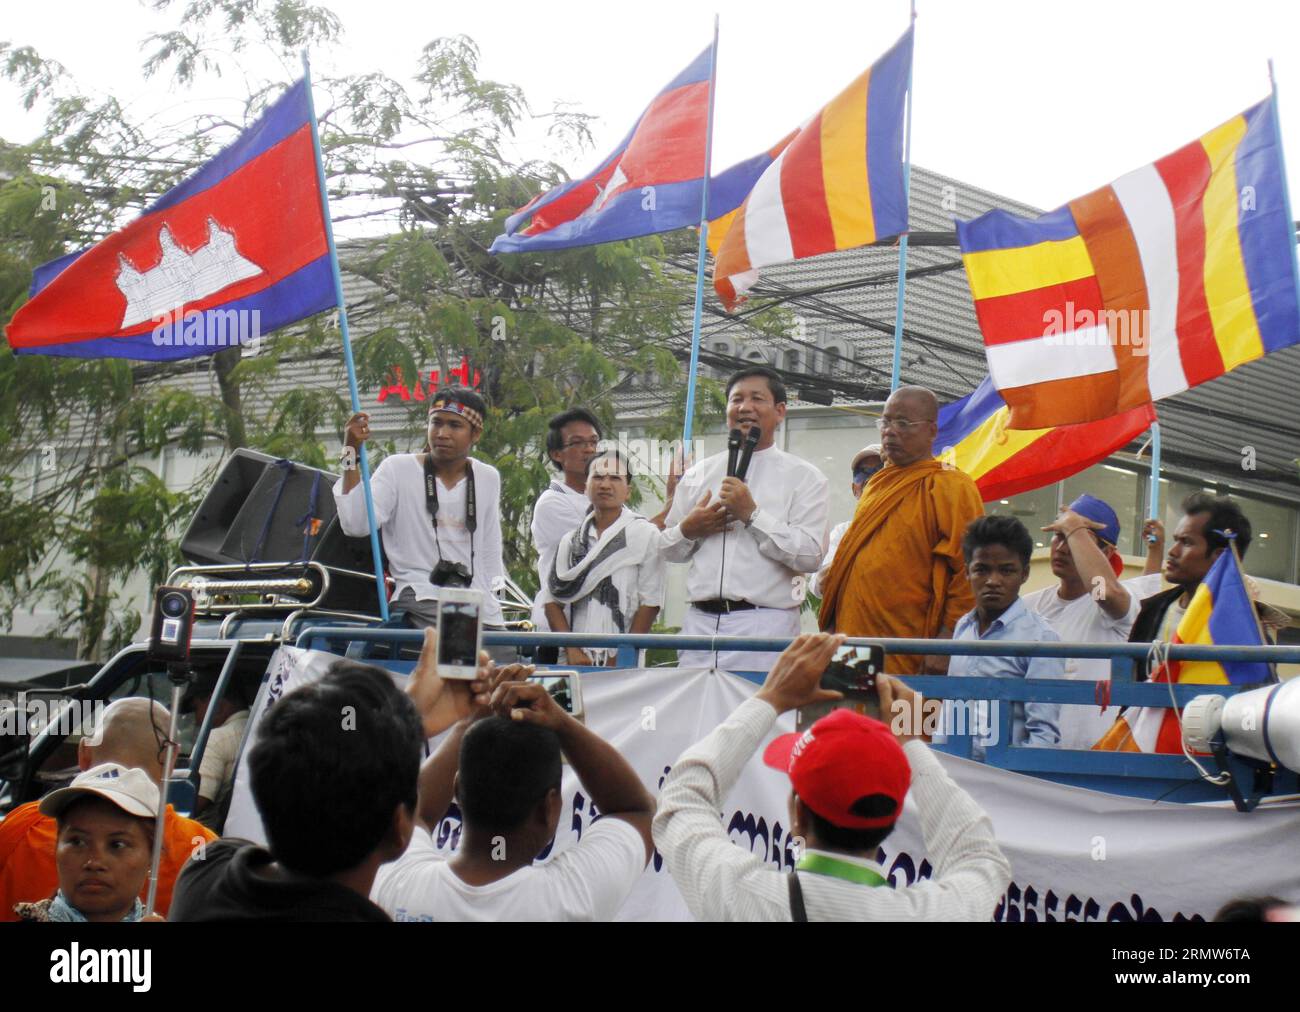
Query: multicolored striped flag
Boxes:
[
  {"xmin": 711, "ymin": 27, "xmax": 913, "ymax": 310},
  {"xmin": 957, "ymin": 96, "xmax": 1300, "ymax": 429},
  {"xmin": 6, "ymin": 79, "xmax": 335, "ymax": 360},
  {"xmin": 932, "ymin": 376, "xmax": 1156, "ymax": 502},
  {"xmin": 1094, "ymin": 545, "xmax": 1273, "ymax": 754}
]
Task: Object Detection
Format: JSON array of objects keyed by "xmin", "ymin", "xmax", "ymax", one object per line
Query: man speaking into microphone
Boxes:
[{"xmin": 660, "ymin": 367, "xmax": 829, "ymax": 672}]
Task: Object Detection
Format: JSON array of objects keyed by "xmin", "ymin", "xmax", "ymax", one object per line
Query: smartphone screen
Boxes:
[
  {"xmin": 437, "ymin": 599, "xmax": 481, "ymax": 669},
  {"xmin": 529, "ymin": 672, "xmax": 583, "ymax": 717},
  {"xmin": 797, "ymin": 642, "xmax": 886, "ymax": 729},
  {"xmin": 531, "ymin": 675, "xmax": 574, "ymax": 713},
  {"xmin": 821, "ymin": 644, "xmax": 883, "ymax": 694}
]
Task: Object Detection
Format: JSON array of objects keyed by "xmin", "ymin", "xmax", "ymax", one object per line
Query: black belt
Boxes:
[{"xmin": 691, "ymin": 598, "xmax": 757, "ymax": 615}]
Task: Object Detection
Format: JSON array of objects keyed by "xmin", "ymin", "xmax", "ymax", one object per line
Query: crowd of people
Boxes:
[{"xmin": 0, "ymin": 364, "xmax": 1283, "ymax": 922}]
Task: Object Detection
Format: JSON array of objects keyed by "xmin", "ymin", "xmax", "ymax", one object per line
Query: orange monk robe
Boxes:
[{"xmin": 819, "ymin": 458, "xmax": 984, "ymax": 674}]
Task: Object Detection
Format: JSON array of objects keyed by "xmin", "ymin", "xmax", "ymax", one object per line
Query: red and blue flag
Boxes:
[
  {"xmin": 490, "ymin": 46, "xmax": 766, "ymax": 254},
  {"xmin": 6, "ymin": 78, "xmax": 335, "ymax": 360}
]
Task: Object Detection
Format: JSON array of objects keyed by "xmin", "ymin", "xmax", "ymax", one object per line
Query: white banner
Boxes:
[{"xmin": 226, "ymin": 651, "xmax": 1300, "ymax": 921}]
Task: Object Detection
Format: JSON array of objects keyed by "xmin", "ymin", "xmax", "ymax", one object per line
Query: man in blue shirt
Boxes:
[{"xmin": 943, "ymin": 515, "xmax": 1062, "ymax": 761}]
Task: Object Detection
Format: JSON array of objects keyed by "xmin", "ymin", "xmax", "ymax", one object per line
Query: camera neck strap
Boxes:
[{"xmin": 423, "ymin": 455, "xmax": 476, "ymax": 576}]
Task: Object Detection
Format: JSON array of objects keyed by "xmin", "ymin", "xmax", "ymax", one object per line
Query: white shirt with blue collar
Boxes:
[{"xmin": 943, "ymin": 597, "xmax": 1063, "ymax": 762}]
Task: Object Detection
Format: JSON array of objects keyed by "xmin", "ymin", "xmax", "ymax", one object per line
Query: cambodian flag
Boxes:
[
  {"xmin": 6, "ymin": 78, "xmax": 335, "ymax": 360},
  {"xmin": 490, "ymin": 45, "xmax": 766, "ymax": 254}
]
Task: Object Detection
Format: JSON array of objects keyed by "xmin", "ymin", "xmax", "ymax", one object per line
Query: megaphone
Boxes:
[{"xmin": 1183, "ymin": 679, "xmax": 1300, "ymax": 773}]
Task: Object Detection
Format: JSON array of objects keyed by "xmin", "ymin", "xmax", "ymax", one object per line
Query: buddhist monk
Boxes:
[{"xmin": 818, "ymin": 386, "xmax": 984, "ymax": 675}]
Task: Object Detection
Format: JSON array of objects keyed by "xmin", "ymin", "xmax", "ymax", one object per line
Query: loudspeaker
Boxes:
[{"xmin": 180, "ymin": 449, "xmax": 386, "ymax": 613}]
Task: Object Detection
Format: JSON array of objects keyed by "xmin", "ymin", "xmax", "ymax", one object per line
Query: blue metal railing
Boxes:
[{"xmin": 292, "ymin": 626, "xmax": 1300, "ymax": 804}]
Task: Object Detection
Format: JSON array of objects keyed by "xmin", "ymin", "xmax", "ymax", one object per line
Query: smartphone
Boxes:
[
  {"xmin": 796, "ymin": 642, "xmax": 886, "ymax": 731},
  {"xmin": 528, "ymin": 671, "xmax": 584, "ymax": 720},
  {"xmin": 435, "ymin": 588, "xmax": 484, "ymax": 680}
]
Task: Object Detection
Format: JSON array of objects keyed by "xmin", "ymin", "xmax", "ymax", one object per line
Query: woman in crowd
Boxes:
[
  {"xmin": 539, "ymin": 450, "xmax": 665, "ymax": 666},
  {"xmin": 13, "ymin": 764, "xmax": 158, "ymax": 923}
]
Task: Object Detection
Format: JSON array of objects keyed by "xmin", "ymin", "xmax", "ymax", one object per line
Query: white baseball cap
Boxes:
[
  {"xmin": 852, "ymin": 444, "xmax": 884, "ymax": 470},
  {"xmin": 39, "ymin": 762, "xmax": 160, "ymax": 820}
]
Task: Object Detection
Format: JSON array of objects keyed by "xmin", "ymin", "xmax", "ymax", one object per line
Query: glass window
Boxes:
[
  {"xmin": 988, "ymin": 484, "xmax": 1060, "ymax": 553},
  {"xmin": 1234, "ymin": 495, "xmax": 1295, "ymax": 583},
  {"xmin": 1062, "ymin": 464, "xmax": 1144, "ymax": 555},
  {"xmin": 785, "ymin": 415, "xmax": 879, "ymax": 530}
]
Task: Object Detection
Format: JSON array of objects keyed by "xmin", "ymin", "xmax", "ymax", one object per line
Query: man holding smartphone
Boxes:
[
  {"xmin": 372, "ymin": 668, "xmax": 655, "ymax": 921},
  {"xmin": 335, "ymin": 386, "xmax": 506, "ymax": 629},
  {"xmin": 653, "ymin": 633, "xmax": 1011, "ymax": 921}
]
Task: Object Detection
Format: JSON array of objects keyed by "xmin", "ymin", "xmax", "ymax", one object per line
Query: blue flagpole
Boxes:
[
  {"xmin": 1147, "ymin": 420, "xmax": 1162, "ymax": 533},
  {"xmin": 302, "ymin": 52, "xmax": 390, "ymax": 620},
  {"xmin": 889, "ymin": 2, "xmax": 917, "ymax": 392},
  {"xmin": 682, "ymin": 16, "xmax": 720, "ymax": 449}
]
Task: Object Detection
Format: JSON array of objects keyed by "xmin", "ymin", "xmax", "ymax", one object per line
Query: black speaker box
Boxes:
[{"xmin": 180, "ymin": 449, "xmax": 386, "ymax": 613}]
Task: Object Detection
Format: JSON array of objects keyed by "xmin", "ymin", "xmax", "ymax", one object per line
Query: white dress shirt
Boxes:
[
  {"xmin": 659, "ymin": 445, "xmax": 829, "ymax": 610},
  {"xmin": 652, "ymin": 697, "xmax": 1012, "ymax": 921},
  {"xmin": 331, "ymin": 453, "xmax": 505, "ymax": 625},
  {"xmin": 529, "ymin": 481, "xmax": 592, "ymax": 630}
]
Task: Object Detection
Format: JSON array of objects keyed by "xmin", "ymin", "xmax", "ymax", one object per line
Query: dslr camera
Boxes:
[{"xmin": 430, "ymin": 560, "xmax": 473, "ymax": 589}]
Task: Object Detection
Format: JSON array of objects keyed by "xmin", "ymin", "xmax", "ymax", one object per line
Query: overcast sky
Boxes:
[{"xmin": 3, "ymin": 0, "xmax": 1299, "ymax": 239}]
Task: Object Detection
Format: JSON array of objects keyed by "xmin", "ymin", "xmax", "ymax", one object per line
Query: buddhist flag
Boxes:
[
  {"xmin": 1094, "ymin": 545, "xmax": 1273, "ymax": 754},
  {"xmin": 932, "ymin": 376, "xmax": 1156, "ymax": 502},
  {"xmin": 6, "ymin": 79, "xmax": 335, "ymax": 360},
  {"xmin": 711, "ymin": 27, "xmax": 913, "ymax": 310},
  {"xmin": 958, "ymin": 95, "xmax": 1300, "ymax": 429}
]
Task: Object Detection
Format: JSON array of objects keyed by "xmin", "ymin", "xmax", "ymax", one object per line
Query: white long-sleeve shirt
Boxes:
[
  {"xmin": 331, "ymin": 453, "xmax": 505, "ymax": 625},
  {"xmin": 652, "ymin": 697, "xmax": 1012, "ymax": 921},
  {"xmin": 658, "ymin": 445, "xmax": 829, "ymax": 610},
  {"xmin": 529, "ymin": 481, "xmax": 591, "ymax": 630}
]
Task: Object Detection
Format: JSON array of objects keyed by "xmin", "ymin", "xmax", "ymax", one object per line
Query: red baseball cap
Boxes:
[{"xmin": 762, "ymin": 708, "xmax": 911, "ymax": 829}]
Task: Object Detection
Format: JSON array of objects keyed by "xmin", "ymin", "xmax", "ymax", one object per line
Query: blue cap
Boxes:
[{"xmin": 1067, "ymin": 494, "xmax": 1120, "ymax": 546}]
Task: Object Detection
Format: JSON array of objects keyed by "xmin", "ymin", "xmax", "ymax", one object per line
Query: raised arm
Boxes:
[
  {"xmin": 653, "ymin": 634, "xmax": 843, "ymax": 920},
  {"xmin": 331, "ymin": 433, "xmax": 397, "ymax": 536},
  {"xmin": 1042, "ymin": 509, "xmax": 1130, "ymax": 620},
  {"xmin": 412, "ymin": 656, "xmax": 527, "ymax": 831},
  {"xmin": 495, "ymin": 681, "xmax": 656, "ymax": 861}
]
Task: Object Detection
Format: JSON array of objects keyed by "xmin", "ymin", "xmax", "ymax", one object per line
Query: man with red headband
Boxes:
[
  {"xmin": 335, "ymin": 386, "xmax": 506, "ymax": 628},
  {"xmin": 653, "ymin": 633, "xmax": 1010, "ymax": 921},
  {"xmin": 1029, "ymin": 494, "xmax": 1164, "ymax": 748}
]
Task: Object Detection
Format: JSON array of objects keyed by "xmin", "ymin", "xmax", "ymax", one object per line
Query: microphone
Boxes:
[
  {"xmin": 735, "ymin": 426, "xmax": 761, "ymax": 482},
  {"xmin": 726, "ymin": 428, "xmax": 742, "ymax": 478}
]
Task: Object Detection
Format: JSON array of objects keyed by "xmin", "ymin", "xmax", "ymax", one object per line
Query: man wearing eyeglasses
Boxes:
[
  {"xmin": 811, "ymin": 444, "xmax": 882, "ymax": 598},
  {"xmin": 818, "ymin": 386, "xmax": 984, "ymax": 675},
  {"xmin": 530, "ymin": 409, "xmax": 604, "ymax": 659}
]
